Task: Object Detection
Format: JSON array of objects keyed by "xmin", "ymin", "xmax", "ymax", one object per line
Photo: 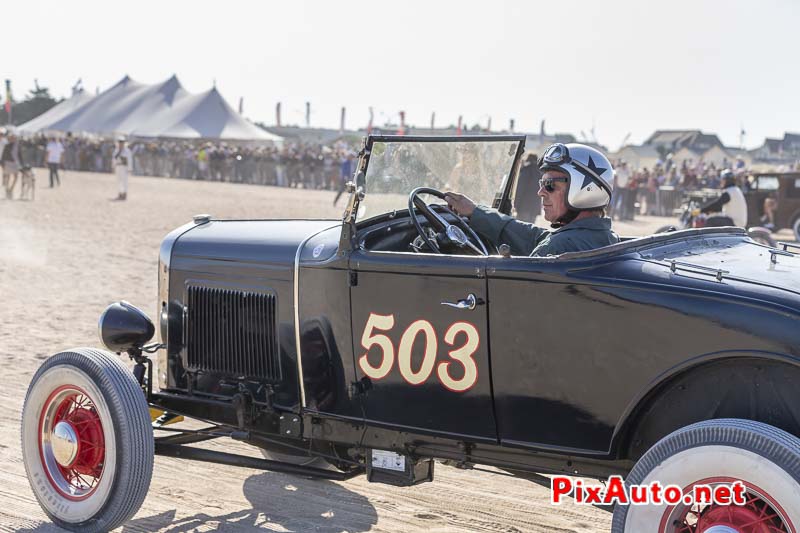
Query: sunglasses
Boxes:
[{"xmin": 539, "ymin": 176, "xmax": 568, "ymax": 192}]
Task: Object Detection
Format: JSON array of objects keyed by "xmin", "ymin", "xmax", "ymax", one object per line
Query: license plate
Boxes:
[{"xmin": 371, "ymin": 450, "xmax": 406, "ymax": 472}]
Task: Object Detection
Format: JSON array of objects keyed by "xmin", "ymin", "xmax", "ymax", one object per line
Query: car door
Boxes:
[
  {"xmin": 349, "ymin": 249, "xmax": 497, "ymax": 443},
  {"xmin": 486, "ymin": 256, "xmax": 618, "ymax": 454}
]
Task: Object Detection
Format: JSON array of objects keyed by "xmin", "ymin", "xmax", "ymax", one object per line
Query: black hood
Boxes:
[{"xmin": 172, "ymin": 219, "xmax": 340, "ymax": 267}]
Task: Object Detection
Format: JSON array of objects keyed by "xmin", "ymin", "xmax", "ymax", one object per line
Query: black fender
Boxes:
[{"xmin": 611, "ymin": 351, "xmax": 800, "ymax": 460}]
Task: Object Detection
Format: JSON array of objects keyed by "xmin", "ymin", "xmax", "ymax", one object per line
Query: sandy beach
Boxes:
[{"xmin": 1, "ymin": 169, "xmax": 794, "ymax": 532}]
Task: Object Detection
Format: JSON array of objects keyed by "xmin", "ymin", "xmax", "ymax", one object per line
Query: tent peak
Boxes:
[
  {"xmin": 110, "ymin": 75, "xmax": 134, "ymax": 89},
  {"xmin": 156, "ymin": 75, "xmax": 185, "ymax": 104},
  {"xmin": 157, "ymin": 75, "xmax": 183, "ymax": 91}
]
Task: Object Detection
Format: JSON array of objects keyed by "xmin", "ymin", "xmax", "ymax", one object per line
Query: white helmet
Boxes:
[{"xmin": 539, "ymin": 143, "xmax": 614, "ymax": 210}]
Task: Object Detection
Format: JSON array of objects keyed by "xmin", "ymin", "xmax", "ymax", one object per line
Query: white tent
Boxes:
[
  {"xmin": 17, "ymin": 89, "xmax": 95, "ymax": 134},
  {"xmin": 40, "ymin": 75, "xmax": 149, "ymax": 133},
  {"xmin": 131, "ymin": 86, "xmax": 282, "ymax": 141},
  {"xmin": 18, "ymin": 75, "xmax": 280, "ymax": 142}
]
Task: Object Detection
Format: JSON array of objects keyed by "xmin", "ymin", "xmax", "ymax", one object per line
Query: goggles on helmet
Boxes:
[{"xmin": 541, "ymin": 143, "xmax": 571, "ymax": 166}]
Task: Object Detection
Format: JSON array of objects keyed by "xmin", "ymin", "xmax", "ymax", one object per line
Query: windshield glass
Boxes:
[{"xmin": 358, "ymin": 139, "xmax": 521, "ymax": 220}]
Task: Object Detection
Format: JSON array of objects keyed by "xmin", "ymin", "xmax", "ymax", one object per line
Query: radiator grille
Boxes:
[{"xmin": 185, "ymin": 286, "xmax": 281, "ymax": 381}]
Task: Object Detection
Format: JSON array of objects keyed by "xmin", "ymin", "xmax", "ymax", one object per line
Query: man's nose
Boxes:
[{"xmin": 537, "ymin": 185, "xmax": 547, "ymax": 198}]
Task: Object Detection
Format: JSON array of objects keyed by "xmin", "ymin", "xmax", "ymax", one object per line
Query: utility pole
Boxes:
[{"xmin": 5, "ymin": 80, "xmax": 12, "ymax": 124}]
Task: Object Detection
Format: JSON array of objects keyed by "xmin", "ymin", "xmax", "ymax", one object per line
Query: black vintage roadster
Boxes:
[{"xmin": 22, "ymin": 136, "xmax": 800, "ymax": 532}]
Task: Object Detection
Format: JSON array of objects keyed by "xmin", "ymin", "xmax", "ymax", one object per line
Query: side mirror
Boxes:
[{"xmin": 98, "ymin": 301, "xmax": 155, "ymax": 354}]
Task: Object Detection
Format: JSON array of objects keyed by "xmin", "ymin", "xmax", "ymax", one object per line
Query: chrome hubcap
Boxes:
[
  {"xmin": 703, "ymin": 527, "xmax": 739, "ymax": 533},
  {"xmin": 51, "ymin": 421, "xmax": 78, "ymax": 467},
  {"xmin": 38, "ymin": 386, "xmax": 106, "ymax": 499}
]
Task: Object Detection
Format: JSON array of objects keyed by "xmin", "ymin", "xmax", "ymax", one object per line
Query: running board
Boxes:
[{"xmin": 154, "ymin": 442, "xmax": 363, "ymax": 481}]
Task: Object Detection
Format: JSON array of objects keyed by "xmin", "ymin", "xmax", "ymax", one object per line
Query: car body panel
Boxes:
[
  {"xmin": 348, "ymin": 250, "xmax": 497, "ymax": 442},
  {"xmin": 488, "ymin": 232, "xmax": 800, "ymax": 454},
  {"xmin": 296, "ymin": 224, "xmax": 365, "ymax": 419},
  {"xmin": 163, "ymin": 219, "xmax": 339, "ymax": 409}
]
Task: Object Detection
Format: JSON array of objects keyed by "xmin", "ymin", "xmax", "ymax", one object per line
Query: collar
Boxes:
[{"xmin": 551, "ymin": 216, "xmax": 612, "ymax": 233}]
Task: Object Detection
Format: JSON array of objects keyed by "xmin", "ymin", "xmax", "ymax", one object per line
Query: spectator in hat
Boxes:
[
  {"xmin": 45, "ymin": 136, "xmax": 65, "ymax": 187},
  {"xmin": 112, "ymin": 136, "xmax": 133, "ymax": 201}
]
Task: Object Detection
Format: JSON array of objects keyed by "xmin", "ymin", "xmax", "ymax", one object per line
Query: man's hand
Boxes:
[{"xmin": 444, "ymin": 192, "xmax": 477, "ymax": 218}]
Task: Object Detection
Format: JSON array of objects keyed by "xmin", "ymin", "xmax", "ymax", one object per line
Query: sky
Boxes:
[{"xmin": 3, "ymin": 0, "xmax": 799, "ymax": 150}]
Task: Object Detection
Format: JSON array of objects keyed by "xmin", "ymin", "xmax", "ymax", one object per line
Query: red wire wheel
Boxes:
[
  {"xmin": 662, "ymin": 477, "xmax": 792, "ymax": 533},
  {"xmin": 38, "ymin": 385, "xmax": 107, "ymax": 500}
]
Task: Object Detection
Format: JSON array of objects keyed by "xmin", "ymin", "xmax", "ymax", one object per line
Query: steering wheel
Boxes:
[{"xmin": 408, "ymin": 187, "xmax": 489, "ymax": 256}]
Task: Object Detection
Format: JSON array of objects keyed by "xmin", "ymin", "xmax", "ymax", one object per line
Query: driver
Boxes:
[{"xmin": 444, "ymin": 143, "xmax": 618, "ymax": 257}]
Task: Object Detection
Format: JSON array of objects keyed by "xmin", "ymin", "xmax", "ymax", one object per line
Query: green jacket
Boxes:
[{"xmin": 469, "ymin": 206, "xmax": 619, "ymax": 257}]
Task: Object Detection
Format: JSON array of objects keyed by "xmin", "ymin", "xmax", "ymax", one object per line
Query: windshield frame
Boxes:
[{"xmin": 350, "ymin": 134, "xmax": 526, "ymax": 224}]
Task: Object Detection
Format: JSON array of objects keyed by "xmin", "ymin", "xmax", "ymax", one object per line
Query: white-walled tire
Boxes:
[
  {"xmin": 21, "ymin": 348, "xmax": 154, "ymax": 532},
  {"xmin": 612, "ymin": 419, "xmax": 800, "ymax": 532}
]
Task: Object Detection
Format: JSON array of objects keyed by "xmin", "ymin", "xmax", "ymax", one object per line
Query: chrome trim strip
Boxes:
[
  {"xmin": 158, "ymin": 219, "xmax": 209, "ymax": 389},
  {"xmin": 294, "ymin": 224, "xmax": 340, "ymax": 409},
  {"xmin": 159, "ymin": 220, "xmax": 200, "ymax": 333}
]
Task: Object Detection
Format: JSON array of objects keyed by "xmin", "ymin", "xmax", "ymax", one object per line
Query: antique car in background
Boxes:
[
  {"xmin": 656, "ymin": 190, "xmax": 777, "ymax": 247},
  {"xmin": 745, "ymin": 172, "xmax": 800, "ymax": 241},
  {"xmin": 22, "ymin": 136, "xmax": 800, "ymax": 532}
]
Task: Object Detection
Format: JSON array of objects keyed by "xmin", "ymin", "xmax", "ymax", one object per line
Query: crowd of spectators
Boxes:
[
  {"xmin": 12, "ymin": 134, "xmax": 793, "ymax": 220},
  {"xmin": 15, "ymin": 135, "xmax": 359, "ymax": 192},
  {"xmin": 609, "ymin": 154, "xmax": 756, "ymax": 220}
]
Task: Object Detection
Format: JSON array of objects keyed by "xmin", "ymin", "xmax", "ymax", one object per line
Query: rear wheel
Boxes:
[
  {"xmin": 612, "ymin": 419, "xmax": 800, "ymax": 532},
  {"xmin": 21, "ymin": 348, "xmax": 154, "ymax": 532}
]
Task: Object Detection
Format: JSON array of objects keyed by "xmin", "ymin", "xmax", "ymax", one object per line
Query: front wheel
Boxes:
[
  {"xmin": 21, "ymin": 348, "xmax": 154, "ymax": 532},
  {"xmin": 612, "ymin": 419, "xmax": 800, "ymax": 532}
]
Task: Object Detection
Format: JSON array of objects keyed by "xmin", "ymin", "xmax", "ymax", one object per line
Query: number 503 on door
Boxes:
[{"xmin": 358, "ymin": 312, "xmax": 480, "ymax": 392}]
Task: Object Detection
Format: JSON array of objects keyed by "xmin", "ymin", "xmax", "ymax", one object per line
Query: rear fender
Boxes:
[{"xmin": 611, "ymin": 352, "xmax": 800, "ymax": 460}]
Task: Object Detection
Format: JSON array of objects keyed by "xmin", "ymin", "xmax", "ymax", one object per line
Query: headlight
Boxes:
[{"xmin": 98, "ymin": 301, "xmax": 155, "ymax": 353}]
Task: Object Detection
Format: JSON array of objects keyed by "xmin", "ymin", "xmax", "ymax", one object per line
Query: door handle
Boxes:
[{"xmin": 441, "ymin": 293, "xmax": 479, "ymax": 310}]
